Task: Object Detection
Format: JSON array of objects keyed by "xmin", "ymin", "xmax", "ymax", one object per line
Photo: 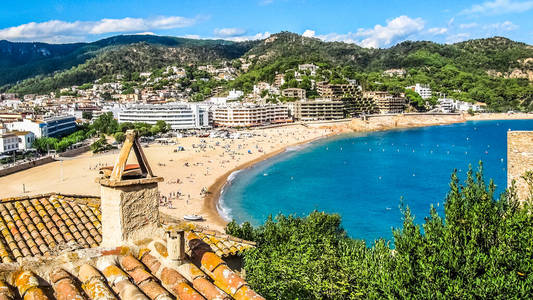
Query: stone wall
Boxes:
[
  {"xmin": 507, "ymin": 131, "xmax": 533, "ymax": 203},
  {"xmin": 0, "ymin": 156, "xmax": 55, "ymax": 177}
]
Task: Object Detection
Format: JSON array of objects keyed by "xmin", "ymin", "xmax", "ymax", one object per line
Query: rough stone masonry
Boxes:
[{"xmin": 507, "ymin": 131, "xmax": 533, "ymax": 203}]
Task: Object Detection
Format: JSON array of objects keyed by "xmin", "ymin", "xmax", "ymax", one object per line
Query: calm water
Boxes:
[{"xmin": 219, "ymin": 120, "xmax": 533, "ymax": 242}]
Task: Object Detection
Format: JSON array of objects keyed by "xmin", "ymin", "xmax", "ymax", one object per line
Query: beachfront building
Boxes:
[
  {"xmin": 436, "ymin": 98, "xmax": 483, "ymax": 113},
  {"xmin": 291, "ymin": 99, "xmax": 344, "ymax": 121},
  {"xmin": 118, "ymin": 103, "xmax": 210, "ymax": 130},
  {"xmin": 45, "ymin": 115, "xmax": 77, "ymax": 137},
  {"xmin": 6, "ymin": 115, "xmax": 77, "ymax": 138},
  {"xmin": 0, "ymin": 132, "xmax": 18, "ymax": 154},
  {"xmin": 213, "ymin": 104, "xmax": 290, "ymax": 127},
  {"xmin": 12, "ymin": 131, "xmax": 36, "ymax": 151},
  {"xmin": 282, "ymin": 88, "xmax": 306, "ymax": 99},
  {"xmin": 407, "ymin": 83, "xmax": 432, "ymax": 99},
  {"xmin": 363, "ymin": 91, "xmax": 406, "ymax": 114}
]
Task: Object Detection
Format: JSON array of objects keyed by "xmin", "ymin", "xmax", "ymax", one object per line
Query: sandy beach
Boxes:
[
  {"xmin": 0, "ymin": 112, "xmax": 532, "ymax": 231},
  {"xmin": 0, "ymin": 125, "xmax": 333, "ymax": 231}
]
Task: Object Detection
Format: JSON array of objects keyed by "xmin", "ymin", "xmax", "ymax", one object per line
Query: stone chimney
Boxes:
[
  {"xmin": 165, "ymin": 229, "xmax": 185, "ymax": 264},
  {"xmin": 97, "ymin": 130, "xmax": 163, "ymax": 247}
]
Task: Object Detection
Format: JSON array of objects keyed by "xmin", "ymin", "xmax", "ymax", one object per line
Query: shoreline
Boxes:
[
  {"xmin": 203, "ymin": 134, "xmax": 333, "ymax": 228},
  {"xmin": 205, "ymin": 112, "xmax": 533, "ymax": 227}
]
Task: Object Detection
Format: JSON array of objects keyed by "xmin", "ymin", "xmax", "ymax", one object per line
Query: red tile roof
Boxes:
[{"xmin": 0, "ymin": 194, "xmax": 264, "ymax": 300}]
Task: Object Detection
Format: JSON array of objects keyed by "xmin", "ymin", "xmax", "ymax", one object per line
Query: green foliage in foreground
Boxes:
[{"xmin": 226, "ymin": 164, "xmax": 533, "ymax": 299}]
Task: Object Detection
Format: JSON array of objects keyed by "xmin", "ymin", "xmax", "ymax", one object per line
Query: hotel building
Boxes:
[
  {"xmin": 363, "ymin": 91, "xmax": 406, "ymax": 114},
  {"xmin": 213, "ymin": 104, "xmax": 290, "ymax": 127},
  {"xmin": 7, "ymin": 115, "xmax": 77, "ymax": 138},
  {"xmin": 118, "ymin": 103, "xmax": 210, "ymax": 130},
  {"xmin": 291, "ymin": 99, "xmax": 344, "ymax": 121}
]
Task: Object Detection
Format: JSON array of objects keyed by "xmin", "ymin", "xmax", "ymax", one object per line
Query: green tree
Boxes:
[
  {"xmin": 114, "ymin": 132, "xmax": 126, "ymax": 143},
  {"xmin": 226, "ymin": 163, "xmax": 533, "ymax": 299},
  {"xmin": 82, "ymin": 111, "xmax": 93, "ymax": 120}
]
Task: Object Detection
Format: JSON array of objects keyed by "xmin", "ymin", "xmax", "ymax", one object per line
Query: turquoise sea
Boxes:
[{"xmin": 219, "ymin": 119, "xmax": 533, "ymax": 242}]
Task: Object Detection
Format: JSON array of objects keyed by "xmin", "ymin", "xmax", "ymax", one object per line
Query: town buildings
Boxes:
[
  {"xmin": 118, "ymin": 103, "xmax": 210, "ymax": 130},
  {"xmin": 0, "ymin": 132, "xmax": 18, "ymax": 154},
  {"xmin": 7, "ymin": 115, "xmax": 77, "ymax": 138},
  {"xmin": 407, "ymin": 83, "xmax": 432, "ymax": 99},
  {"xmin": 291, "ymin": 99, "xmax": 345, "ymax": 121},
  {"xmin": 436, "ymin": 97, "xmax": 483, "ymax": 113},
  {"xmin": 213, "ymin": 104, "xmax": 290, "ymax": 127},
  {"xmin": 282, "ymin": 88, "xmax": 306, "ymax": 99},
  {"xmin": 363, "ymin": 91, "xmax": 406, "ymax": 114},
  {"xmin": 316, "ymin": 81, "xmax": 359, "ymax": 99},
  {"xmin": 12, "ymin": 131, "xmax": 36, "ymax": 151}
]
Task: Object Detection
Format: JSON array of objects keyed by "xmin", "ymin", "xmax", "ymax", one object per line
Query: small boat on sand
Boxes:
[{"xmin": 184, "ymin": 214, "xmax": 203, "ymax": 221}]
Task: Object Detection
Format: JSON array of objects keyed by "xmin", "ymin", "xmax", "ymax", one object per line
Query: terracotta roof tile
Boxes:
[
  {"xmin": 186, "ymin": 232, "xmax": 264, "ymax": 300},
  {"xmin": 49, "ymin": 268, "xmax": 85, "ymax": 300},
  {"xmin": 13, "ymin": 270, "xmax": 50, "ymax": 300},
  {"xmin": 78, "ymin": 264, "xmax": 117, "ymax": 300},
  {"xmin": 0, "ymin": 194, "xmax": 101, "ymax": 261},
  {"xmin": 120, "ymin": 255, "xmax": 173, "ymax": 300}
]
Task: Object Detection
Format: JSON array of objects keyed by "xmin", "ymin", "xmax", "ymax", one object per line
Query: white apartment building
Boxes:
[
  {"xmin": 213, "ymin": 104, "xmax": 290, "ymax": 127},
  {"xmin": 13, "ymin": 131, "xmax": 36, "ymax": 151},
  {"xmin": 0, "ymin": 133, "xmax": 18, "ymax": 154},
  {"xmin": 407, "ymin": 84, "xmax": 432, "ymax": 99},
  {"xmin": 436, "ymin": 98, "xmax": 482, "ymax": 113},
  {"xmin": 118, "ymin": 103, "xmax": 210, "ymax": 130},
  {"xmin": 7, "ymin": 115, "xmax": 77, "ymax": 138},
  {"xmin": 290, "ymin": 99, "xmax": 344, "ymax": 121}
]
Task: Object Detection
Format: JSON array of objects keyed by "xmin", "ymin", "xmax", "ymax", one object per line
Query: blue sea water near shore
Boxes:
[{"xmin": 219, "ymin": 119, "xmax": 533, "ymax": 242}]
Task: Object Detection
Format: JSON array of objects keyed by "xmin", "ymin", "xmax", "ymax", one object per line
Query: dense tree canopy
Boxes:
[{"xmin": 226, "ymin": 164, "xmax": 533, "ymax": 299}]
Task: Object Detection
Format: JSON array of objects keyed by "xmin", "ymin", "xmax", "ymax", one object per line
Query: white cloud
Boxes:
[
  {"xmin": 223, "ymin": 31, "xmax": 271, "ymax": 41},
  {"xmin": 0, "ymin": 16, "xmax": 198, "ymax": 43},
  {"xmin": 302, "ymin": 29, "xmax": 316, "ymax": 38},
  {"xmin": 428, "ymin": 27, "xmax": 448, "ymax": 35},
  {"xmin": 446, "ymin": 33, "xmax": 471, "ymax": 43},
  {"xmin": 299, "ymin": 16, "xmax": 425, "ymax": 48},
  {"xmin": 484, "ymin": 20, "xmax": 519, "ymax": 31},
  {"xmin": 213, "ymin": 27, "xmax": 247, "ymax": 38},
  {"xmin": 460, "ymin": 0, "xmax": 533, "ymax": 15},
  {"xmin": 356, "ymin": 16, "xmax": 425, "ymax": 48}
]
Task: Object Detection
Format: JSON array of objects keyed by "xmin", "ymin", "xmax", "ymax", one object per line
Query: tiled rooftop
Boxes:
[
  {"xmin": 0, "ymin": 194, "xmax": 262, "ymax": 300},
  {"xmin": 0, "ymin": 194, "xmax": 101, "ymax": 263}
]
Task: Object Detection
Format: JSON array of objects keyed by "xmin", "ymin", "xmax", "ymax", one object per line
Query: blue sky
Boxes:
[{"xmin": 1, "ymin": 0, "xmax": 532, "ymax": 47}]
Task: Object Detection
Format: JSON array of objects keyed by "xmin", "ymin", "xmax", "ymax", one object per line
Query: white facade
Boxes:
[
  {"xmin": 7, "ymin": 115, "xmax": 76, "ymax": 138},
  {"xmin": 118, "ymin": 103, "xmax": 210, "ymax": 130},
  {"xmin": 0, "ymin": 133, "xmax": 18, "ymax": 154},
  {"xmin": 213, "ymin": 104, "xmax": 290, "ymax": 127},
  {"xmin": 437, "ymin": 98, "xmax": 482, "ymax": 113},
  {"xmin": 13, "ymin": 131, "xmax": 36, "ymax": 151},
  {"xmin": 408, "ymin": 84, "xmax": 432, "ymax": 100},
  {"xmin": 7, "ymin": 119, "xmax": 47, "ymax": 138}
]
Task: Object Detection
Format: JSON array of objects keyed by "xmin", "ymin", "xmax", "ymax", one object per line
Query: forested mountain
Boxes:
[
  {"xmin": 1, "ymin": 32, "xmax": 532, "ymax": 111},
  {"xmin": 0, "ymin": 35, "xmax": 256, "ymax": 88}
]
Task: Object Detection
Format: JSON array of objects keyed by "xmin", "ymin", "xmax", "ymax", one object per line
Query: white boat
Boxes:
[{"xmin": 183, "ymin": 214, "xmax": 203, "ymax": 221}]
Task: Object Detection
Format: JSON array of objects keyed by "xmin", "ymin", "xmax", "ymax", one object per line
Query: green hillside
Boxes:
[{"xmin": 1, "ymin": 32, "xmax": 532, "ymax": 111}]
